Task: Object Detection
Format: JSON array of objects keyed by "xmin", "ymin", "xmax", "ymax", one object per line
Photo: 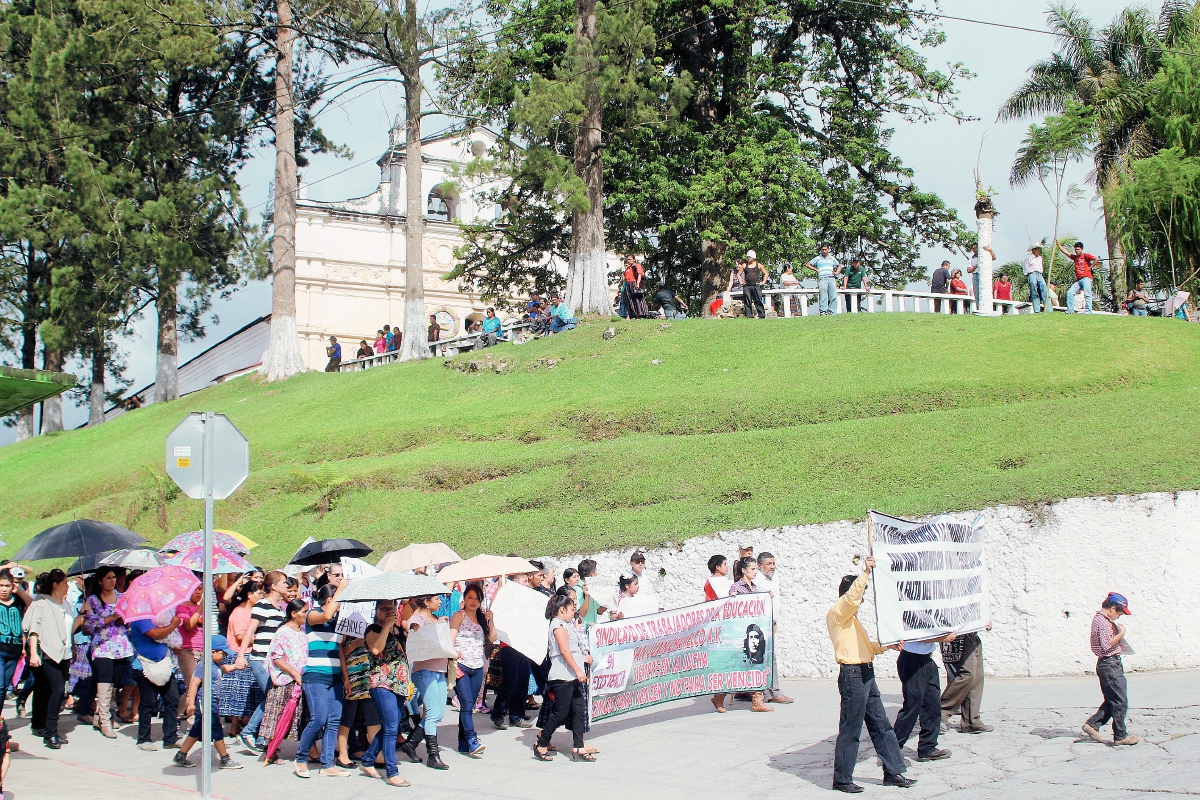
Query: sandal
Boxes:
[
  {"xmin": 571, "ymin": 748, "xmax": 597, "ymax": 762},
  {"xmin": 533, "ymin": 745, "xmax": 554, "ymax": 761}
]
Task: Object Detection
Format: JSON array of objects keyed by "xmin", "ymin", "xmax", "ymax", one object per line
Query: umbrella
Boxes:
[
  {"xmin": 339, "ymin": 570, "xmax": 452, "ymax": 602},
  {"xmin": 263, "ymin": 684, "xmax": 303, "ymax": 764},
  {"xmin": 14, "ymin": 519, "xmax": 146, "ymax": 561},
  {"xmin": 161, "ymin": 529, "xmax": 251, "ymax": 555},
  {"xmin": 67, "ymin": 550, "xmax": 118, "ymax": 576},
  {"xmin": 99, "ymin": 547, "xmax": 163, "ymax": 570},
  {"xmin": 218, "ymin": 529, "xmax": 258, "ymax": 551},
  {"xmin": 435, "ymin": 554, "xmax": 538, "ymax": 584},
  {"xmin": 113, "ymin": 566, "xmax": 201, "ymax": 623},
  {"xmin": 376, "ymin": 543, "xmax": 462, "ymax": 574},
  {"xmin": 289, "ymin": 538, "xmax": 372, "ymax": 567},
  {"xmin": 163, "ymin": 546, "xmax": 253, "ymax": 574}
]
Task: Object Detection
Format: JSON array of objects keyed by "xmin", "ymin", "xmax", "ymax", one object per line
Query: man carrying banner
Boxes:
[
  {"xmin": 827, "ymin": 556, "xmax": 913, "ymax": 793},
  {"xmin": 940, "ymin": 623, "xmax": 993, "ymax": 734},
  {"xmin": 892, "ymin": 635, "xmax": 956, "ymax": 762}
]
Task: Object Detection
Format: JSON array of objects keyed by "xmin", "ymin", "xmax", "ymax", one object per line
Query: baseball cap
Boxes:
[
  {"xmin": 630, "ymin": 551, "xmax": 646, "ymax": 563},
  {"xmin": 746, "ymin": 250, "xmax": 757, "ymax": 260},
  {"xmin": 1106, "ymin": 592, "xmax": 1132, "ymax": 614}
]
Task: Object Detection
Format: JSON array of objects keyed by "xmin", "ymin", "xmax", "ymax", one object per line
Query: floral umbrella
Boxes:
[
  {"xmin": 161, "ymin": 530, "xmax": 251, "ymax": 555},
  {"xmin": 114, "ymin": 566, "xmax": 201, "ymax": 623},
  {"xmin": 163, "ymin": 545, "xmax": 253, "ymax": 574}
]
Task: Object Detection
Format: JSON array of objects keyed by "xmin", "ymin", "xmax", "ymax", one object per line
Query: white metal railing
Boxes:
[
  {"xmin": 338, "ymin": 322, "xmax": 532, "ymax": 372},
  {"xmin": 730, "ymin": 287, "xmax": 1033, "ymax": 316}
]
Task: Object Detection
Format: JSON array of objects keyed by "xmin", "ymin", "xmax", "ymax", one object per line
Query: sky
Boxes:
[{"xmin": 4, "ymin": 0, "xmax": 1143, "ymax": 441}]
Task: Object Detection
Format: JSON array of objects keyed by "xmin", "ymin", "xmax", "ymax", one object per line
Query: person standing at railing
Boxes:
[
  {"xmin": 384, "ymin": 325, "xmax": 394, "ymax": 351},
  {"xmin": 949, "ymin": 269, "xmax": 969, "ymax": 315},
  {"xmin": 356, "ymin": 340, "xmax": 372, "ymax": 360},
  {"xmin": 842, "ymin": 258, "xmax": 868, "ymax": 312},
  {"xmin": 993, "ymin": 273, "xmax": 1013, "ymax": 313},
  {"xmin": 808, "ymin": 244, "xmax": 841, "ymax": 315},
  {"xmin": 741, "ymin": 251, "xmax": 768, "ymax": 318},
  {"xmin": 428, "ymin": 314, "xmax": 442, "ymax": 356},
  {"xmin": 931, "ymin": 260, "xmax": 951, "ymax": 313},
  {"xmin": 779, "ymin": 265, "xmax": 802, "ymax": 316},
  {"xmin": 325, "ymin": 337, "xmax": 342, "ymax": 372},
  {"xmin": 374, "ymin": 330, "xmax": 387, "ymax": 354},
  {"xmin": 1023, "ymin": 245, "xmax": 1049, "ymax": 313},
  {"xmin": 1060, "ymin": 241, "xmax": 1099, "ymax": 314},
  {"xmin": 967, "ymin": 243, "xmax": 995, "ymax": 301}
]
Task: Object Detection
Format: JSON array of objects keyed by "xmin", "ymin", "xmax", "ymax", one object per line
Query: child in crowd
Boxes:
[
  {"xmin": 173, "ymin": 635, "xmax": 245, "ymax": 770},
  {"xmin": 1083, "ymin": 592, "xmax": 1138, "ymax": 746}
]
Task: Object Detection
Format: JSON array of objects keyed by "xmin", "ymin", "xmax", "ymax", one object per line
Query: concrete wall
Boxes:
[{"xmin": 539, "ymin": 492, "xmax": 1200, "ymax": 679}]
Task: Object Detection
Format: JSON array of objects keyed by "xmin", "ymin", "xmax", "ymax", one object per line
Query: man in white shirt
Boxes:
[
  {"xmin": 967, "ymin": 243, "xmax": 995, "ymax": 301},
  {"xmin": 1023, "ymin": 245, "xmax": 1049, "ymax": 313},
  {"xmin": 616, "ymin": 552, "xmax": 661, "ymax": 613},
  {"xmin": 754, "ymin": 553, "xmax": 792, "ymax": 704}
]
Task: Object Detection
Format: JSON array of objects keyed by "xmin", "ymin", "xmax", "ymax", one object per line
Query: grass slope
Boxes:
[{"xmin": 3, "ymin": 313, "xmax": 1198, "ymax": 566}]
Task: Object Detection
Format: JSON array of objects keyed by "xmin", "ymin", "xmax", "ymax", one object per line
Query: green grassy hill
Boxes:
[{"xmin": 3, "ymin": 313, "xmax": 1198, "ymax": 566}]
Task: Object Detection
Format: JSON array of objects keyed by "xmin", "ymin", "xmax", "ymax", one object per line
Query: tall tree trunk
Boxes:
[
  {"xmin": 88, "ymin": 336, "xmax": 106, "ymax": 426},
  {"xmin": 154, "ymin": 274, "xmax": 179, "ymax": 403},
  {"xmin": 565, "ymin": 0, "xmax": 608, "ymax": 316},
  {"xmin": 397, "ymin": 0, "xmax": 428, "ymax": 362},
  {"xmin": 1101, "ymin": 194, "xmax": 1125, "ymax": 312},
  {"xmin": 259, "ymin": 0, "xmax": 307, "ymax": 381},
  {"xmin": 40, "ymin": 347, "xmax": 64, "ymax": 433},
  {"xmin": 700, "ymin": 238, "xmax": 727, "ymax": 316},
  {"xmin": 15, "ymin": 314, "xmax": 37, "ymax": 441},
  {"xmin": 976, "ymin": 205, "xmax": 995, "ymax": 314}
]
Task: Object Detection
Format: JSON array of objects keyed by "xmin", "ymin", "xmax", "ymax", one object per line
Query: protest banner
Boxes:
[
  {"xmin": 587, "ymin": 594, "xmax": 772, "ymax": 723},
  {"xmin": 340, "ymin": 557, "xmax": 380, "ymax": 581},
  {"xmin": 490, "ymin": 581, "xmax": 551, "ymax": 664},
  {"xmin": 868, "ymin": 510, "xmax": 989, "ymax": 645},
  {"xmin": 335, "ymin": 601, "xmax": 376, "ymax": 638}
]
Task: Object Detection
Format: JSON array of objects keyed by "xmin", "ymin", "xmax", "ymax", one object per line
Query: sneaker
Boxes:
[
  {"xmin": 220, "ymin": 755, "xmax": 245, "ymax": 770},
  {"xmin": 173, "ymin": 751, "xmax": 194, "ymax": 768},
  {"xmin": 468, "ymin": 739, "xmax": 486, "ymax": 756},
  {"xmin": 1113, "ymin": 735, "xmax": 1139, "ymax": 746},
  {"xmin": 491, "ymin": 717, "xmax": 508, "ymax": 730},
  {"xmin": 512, "ymin": 718, "xmax": 533, "ymax": 729},
  {"xmin": 1081, "ymin": 724, "xmax": 1105, "ymax": 743},
  {"xmin": 138, "ymin": 741, "xmax": 159, "ymax": 751},
  {"xmin": 239, "ymin": 732, "xmax": 262, "ymax": 754}
]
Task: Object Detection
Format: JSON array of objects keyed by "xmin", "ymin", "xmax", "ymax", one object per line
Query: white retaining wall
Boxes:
[{"xmin": 540, "ymin": 492, "xmax": 1200, "ymax": 679}]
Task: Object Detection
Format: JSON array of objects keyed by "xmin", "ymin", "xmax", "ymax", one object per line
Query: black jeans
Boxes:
[
  {"xmin": 743, "ymin": 284, "xmax": 766, "ymax": 318},
  {"xmin": 536, "ymin": 679, "xmax": 585, "ymax": 749},
  {"xmin": 1087, "ymin": 656, "xmax": 1128, "ymax": 740},
  {"xmin": 32, "ymin": 657, "xmax": 69, "ymax": 737},
  {"xmin": 491, "ymin": 646, "xmax": 531, "ymax": 724},
  {"xmin": 135, "ymin": 670, "xmax": 181, "ymax": 745},
  {"xmin": 91, "ymin": 655, "xmax": 130, "ymax": 685},
  {"xmin": 834, "ymin": 663, "xmax": 906, "ymax": 785},
  {"xmin": 892, "ymin": 651, "xmax": 942, "ymax": 756}
]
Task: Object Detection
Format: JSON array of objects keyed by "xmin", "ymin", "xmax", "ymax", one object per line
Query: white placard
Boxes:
[
  {"xmin": 335, "ymin": 601, "xmax": 376, "ymax": 638},
  {"xmin": 868, "ymin": 510, "xmax": 990, "ymax": 646},
  {"xmin": 341, "ymin": 557, "xmax": 381, "ymax": 581},
  {"xmin": 490, "ymin": 582, "xmax": 551, "ymax": 664}
]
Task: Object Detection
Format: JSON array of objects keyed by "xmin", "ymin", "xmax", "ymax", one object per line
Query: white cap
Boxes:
[{"xmin": 746, "ymin": 250, "xmax": 757, "ymax": 260}]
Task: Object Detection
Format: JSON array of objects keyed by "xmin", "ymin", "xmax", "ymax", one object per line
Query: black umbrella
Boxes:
[
  {"xmin": 67, "ymin": 550, "xmax": 119, "ymax": 577},
  {"xmin": 288, "ymin": 538, "xmax": 372, "ymax": 566},
  {"xmin": 14, "ymin": 519, "xmax": 147, "ymax": 562}
]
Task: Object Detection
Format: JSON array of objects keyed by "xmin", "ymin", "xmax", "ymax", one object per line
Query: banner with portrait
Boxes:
[
  {"xmin": 868, "ymin": 510, "xmax": 990, "ymax": 645},
  {"xmin": 587, "ymin": 594, "xmax": 773, "ymax": 723}
]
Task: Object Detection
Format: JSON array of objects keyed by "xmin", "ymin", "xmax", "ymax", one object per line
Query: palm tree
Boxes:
[{"xmin": 998, "ymin": 1, "xmax": 1198, "ymax": 307}]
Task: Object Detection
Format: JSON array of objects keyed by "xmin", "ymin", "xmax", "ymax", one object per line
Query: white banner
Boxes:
[
  {"xmin": 341, "ymin": 557, "xmax": 381, "ymax": 581},
  {"xmin": 335, "ymin": 601, "xmax": 376, "ymax": 639},
  {"xmin": 490, "ymin": 582, "xmax": 550, "ymax": 664},
  {"xmin": 868, "ymin": 510, "xmax": 989, "ymax": 645}
]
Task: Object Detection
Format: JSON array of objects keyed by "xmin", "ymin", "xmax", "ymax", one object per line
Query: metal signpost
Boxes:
[{"xmin": 166, "ymin": 413, "xmax": 249, "ymax": 799}]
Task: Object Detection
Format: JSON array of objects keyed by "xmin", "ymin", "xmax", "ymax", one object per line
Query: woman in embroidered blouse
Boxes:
[
  {"xmin": 359, "ymin": 600, "xmax": 412, "ymax": 787},
  {"xmin": 82, "ymin": 567, "xmax": 134, "ymax": 738},
  {"xmin": 450, "ymin": 584, "xmax": 495, "ymax": 756},
  {"xmin": 260, "ymin": 599, "xmax": 308, "ymax": 763}
]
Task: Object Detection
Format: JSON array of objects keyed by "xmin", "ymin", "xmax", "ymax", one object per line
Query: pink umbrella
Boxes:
[
  {"xmin": 263, "ymin": 684, "xmax": 303, "ymax": 764},
  {"xmin": 114, "ymin": 566, "xmax": 202, "ymax": 623},
  {"xmin": 160, "ymin": 529, "xmax": 251, "ymax": 555},
  {"xmin": 163, "ymin": 546, "xmax": 253, "ymax": 574}
]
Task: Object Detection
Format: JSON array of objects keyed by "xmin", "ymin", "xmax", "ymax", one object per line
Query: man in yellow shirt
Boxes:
[{"xmin": 826, "ymin": 556, "xmax": 914, "ymax": 793}]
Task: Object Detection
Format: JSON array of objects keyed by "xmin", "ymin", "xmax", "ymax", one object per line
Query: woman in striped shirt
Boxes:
[{"xmin": 294, "ymin": 578, "xmax": 349, "ymax": 778}]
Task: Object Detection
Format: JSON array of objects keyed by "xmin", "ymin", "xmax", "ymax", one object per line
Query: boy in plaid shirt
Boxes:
[{"xmin": 1083, "ymin": 592, "xmax": 1138, "ymax": 746}]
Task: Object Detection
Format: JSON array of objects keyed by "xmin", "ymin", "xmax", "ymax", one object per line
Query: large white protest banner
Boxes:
[
  {"xmin": 868, "ymin": 510, "xmax": 989, "ymax": 645},
  {"xmin": 490, "ymin": 581, "xmax": 550, "ymax": 664}
]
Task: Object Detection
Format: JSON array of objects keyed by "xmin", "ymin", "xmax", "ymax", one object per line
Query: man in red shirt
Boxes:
[{"xmin": 1059, "ymin": 241, "xmax": 1099, "ymax": 314}]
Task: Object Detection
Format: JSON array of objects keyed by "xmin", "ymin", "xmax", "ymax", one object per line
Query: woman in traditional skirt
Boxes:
[
  {"xmin": 220, "ymin": 581, "xmax": 264, "ymax": 735},
  {"xmin": 261, "ymin": 599, "xmax": 308, "ymax": 762}
]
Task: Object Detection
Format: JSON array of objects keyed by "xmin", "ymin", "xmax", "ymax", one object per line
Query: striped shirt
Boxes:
[
  {"xmin": 250, "ymin": 600, "xmax": 285, "ymax": 658},
  {"xmin": 1090, "ymin": 612, "xmax": 1123, "ymax": 657},
  {"xmin": 304, "ymin": 602, "xmax": 342, "ymax": 685}
]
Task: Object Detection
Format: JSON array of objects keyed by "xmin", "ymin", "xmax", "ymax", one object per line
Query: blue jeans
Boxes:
[
  {"xmin": 1067, "ymin": 276, "xmax": 1093, "ymax": 313},
  {"xmin": 1087, "ymin": 656, "xmax": 1128, "ymax": 740},
  {"xmin": 972, "ymin": 272, "xmax": 980, "ymax": 302},
  {"xmin": 1026, "ymin": 272, "xmax": 1048, "ymax": 313},
  {"xmin": 0, "ymin": 652, "xmax": 20, "ymax": 710},
  {"xmin": 363, "ymin": 688, "xmax": 402, "ymax": 778},
  {"xmin": 244, "ymin": 657, "xmax": 270, "ymax": 744},
  {"xmin": 412, "ymin": 670, "xmax": 447, "ymax": 736},
  {"xmin": 454, "ymin": 665, "xmax": 484, "ymax": 747},
  {"xmin": 297, "ymin": 681, "xmax": 343, "ymax": 768},
  {"xmin": 834, "ymin": 663, "xmax": 906, "ymax": 785},
  {"xmin": 818, "ymin": 277, "xmax": 839, "ymax": 315},
  {"xmin": 550, "ymin": 316, "xmax": 576, "ymax": 333},
  {"xmin": 1131, "ymin": 307, "xmax": 1148, "ymax": 316}
]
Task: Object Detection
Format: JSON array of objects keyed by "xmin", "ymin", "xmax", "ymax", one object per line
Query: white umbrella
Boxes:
[
  {"xmin": 435, "ymin": 554, "xmax": 537, "ymax": 584},
  {"xmin": 99, "ymin": 548, "xmax": 163, "ymax": 570},
  {"xmin": 339, "ymin": 570, "xmax": 453, "ymax": 602},
  {"xmin": 376, "ymin": 543, "xmax": 462, "ymax": 573}
]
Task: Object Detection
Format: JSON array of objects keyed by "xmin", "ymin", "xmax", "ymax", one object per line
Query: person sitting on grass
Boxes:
[
  {"xmin": 549, "ymin": 295, "xmax": 577, "ymax": 334},
  {"xmin": 172, "ymin": 635, "xmax": 244, "ymax": 770}
]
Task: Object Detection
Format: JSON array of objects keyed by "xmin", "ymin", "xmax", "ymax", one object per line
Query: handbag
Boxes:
[
  {"xmin": 405, "ymin": 619, "xmax": 457, "ymax": 663},
  {"xmin": 139, "ymin": 654, "xmax": 175, "ymax": 686}
]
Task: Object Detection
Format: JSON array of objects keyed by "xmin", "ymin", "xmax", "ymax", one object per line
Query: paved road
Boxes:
[{"xmin": 6, "ymin": 669, "xmax": 1198, "ymax": 799}]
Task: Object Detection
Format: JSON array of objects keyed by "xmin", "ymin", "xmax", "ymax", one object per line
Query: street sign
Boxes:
[{"xmin": 166, "ymin": 413, "xmax": 249, "ymax": 500}]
